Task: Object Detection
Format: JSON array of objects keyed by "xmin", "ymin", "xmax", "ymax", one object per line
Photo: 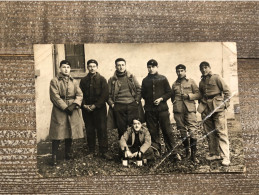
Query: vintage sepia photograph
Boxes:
[{"xmin": 34, "ymin": 42, "xmax": 244, "ymax": 177}]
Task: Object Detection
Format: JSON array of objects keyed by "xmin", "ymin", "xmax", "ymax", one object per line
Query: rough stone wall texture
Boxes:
[
  {"xmin": 0, "ymin": 56, "xmax": 37, "ymax": 180},
  {"xmin": 0, "ymin": 1, "xmax": 258, "ymax": 58},
  {"xmin": 0, "ymin": 1, "xmax": 258, "ymax": 194}
]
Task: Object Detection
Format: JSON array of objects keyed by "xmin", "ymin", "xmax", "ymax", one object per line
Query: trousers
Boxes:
[
  {"xmin": 201, "ymin": 106, "xmax": 230, "ymax": 160},
  {"xmin": 113, "ymin": 101, "xmax": 139, "ymax": 139},
  {"xmin": 145, "ymin": 110, "xmax": 177, "ymax": 154},
  {"xmin": 120, "ymin": 147, "xmax": 155, "ymax": 160},
  {"xmin": 82, "ymin": 106, "xmax": 108, "ymax": 153},
  {"xmin": 174, "ymin": 103, "xmax": 198, "ymax": 139}
]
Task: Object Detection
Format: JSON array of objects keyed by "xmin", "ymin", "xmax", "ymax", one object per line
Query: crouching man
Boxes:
[{"xmin": 119, "ymin": 118, "xmax": 155, "ymax": 165}]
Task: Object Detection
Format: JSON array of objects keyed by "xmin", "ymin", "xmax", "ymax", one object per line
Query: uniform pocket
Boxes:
[
  {"xmin": 212, "ymin": 96, "xmax": 225, "ymax": 112},
  {"xmin": 173, "ymin": 84, "xmax": 181, "ymax": 91},
  {"xmin": 183, "ymin": 86, "xmax": 192, "ymax": 94},
  {"xmin": 197, "ymin": 102, "xmax": 206, "ymax": 114},
  {"xmin": 173, "ymin": 100, "xmax": 182, "ymax": 113}
]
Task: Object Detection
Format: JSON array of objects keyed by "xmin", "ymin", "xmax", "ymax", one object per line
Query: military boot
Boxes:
[
  {"xmin": 183, "ymin": 138, "xmax": 190, "ymax": 158},
  {"xmin": 51, "ymin": 140, "xmax": 60, "ymax": 166},
  {"xmin": 52, "ymin": 155, "xmax": 57, "ymax": 166},
  {"xmin": 190, "ymin": 138, "xmax": 199, "ymax": 163},
  {"xmin": 65, "ymin": 138, "xmax": 72, "ymax": 160}
]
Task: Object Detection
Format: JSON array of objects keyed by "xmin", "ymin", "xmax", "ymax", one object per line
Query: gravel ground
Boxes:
[{"xmin": 37, "ymin": 115, "xmax": 245, "ymax": 178}]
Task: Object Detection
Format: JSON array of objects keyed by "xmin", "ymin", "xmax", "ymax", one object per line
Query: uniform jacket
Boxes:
[
  {"xmin": 171, "ymin": 77, "xmax": 201, "ymax": 113},
  {"xmin": 79, "ymin": 72, "xmax": 108, "ymax": 108},
  {"xmin": 107, "ymin": 71, "xmax": 141, "ymax": 106},
  {"xmin": 49, "ymin": 73, "xmax": 84, "ymax": 140},
  {"xmin": 120, "ymin": 126, "xmax": 151, "ymax": 153},
  {"xmin": 141, "ymin": 73, "xmax": 172, "ymax": 112},
  {"xmin": 107, "ymin": 71, "xmax": 144, "ymax": 130},
  {"xmin": 198, "ymin": 72, "xmax": 231, "ymax": 113}
]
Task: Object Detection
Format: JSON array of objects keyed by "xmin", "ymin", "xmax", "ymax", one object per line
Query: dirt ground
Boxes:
[{"xmin": 37, "ymin": 114, "xmax": 245, "ymax": 178}]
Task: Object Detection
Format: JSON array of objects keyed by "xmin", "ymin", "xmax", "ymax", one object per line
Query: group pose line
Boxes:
[{"xmin": 49, "ymin": 58, "xmax": 231, "ymax": 167}]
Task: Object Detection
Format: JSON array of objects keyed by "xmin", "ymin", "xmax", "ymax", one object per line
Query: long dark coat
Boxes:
[
  {"xmin": 49, "ymin": 73, "xmax": 84, "ymax": 140},
  {"xmin": 79, "ymin": 72, "xmax": 109, "ymax": 108}
]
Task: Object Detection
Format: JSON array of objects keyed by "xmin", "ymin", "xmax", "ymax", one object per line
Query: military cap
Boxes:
[
  {"xmin": 176, "ymin": 64, "xmax": 186, "ymax": 70},
  {"xmin": 199, "ymin": 61, "xmax": 210, "ymax": 69},
  {"xmin": 60, "ymin": 60, "xmax": 71, "ymax": 67},
  {"xmin": 87, "ymin": 59, "xmax": 98, "ymax": 66},
  {"xmin": 147, "ymin": 59, "xmax": 158, "ymax": 66}
]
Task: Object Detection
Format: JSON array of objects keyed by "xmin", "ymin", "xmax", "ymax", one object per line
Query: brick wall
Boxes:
[
  {"xmin": 0, "ymin": 2, "xmax": 258, "ymax": 57},
  {"xmin": 0, "ymin": 1, "xmax": 258, "ymax": 194}
]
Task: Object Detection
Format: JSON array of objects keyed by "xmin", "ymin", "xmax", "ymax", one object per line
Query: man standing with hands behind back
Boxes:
[{"xmin": 80, "ymin": 59, "xmax": 112, "ymax": 160}]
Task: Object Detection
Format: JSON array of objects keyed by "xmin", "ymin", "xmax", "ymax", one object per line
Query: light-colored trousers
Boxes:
[
  {"xmin": 174, "ymin": 104, "xmax": 198, "ymax": 140},
  {"xmin": 201, "ymin": 106, "xmax": 230, "ymax": 160}
]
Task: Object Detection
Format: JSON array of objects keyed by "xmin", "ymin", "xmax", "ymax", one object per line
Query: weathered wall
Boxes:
[
  {"xmin": 0, "ymin": 1, "xmax": 258, "ymax": 194},
  {"xmin": 34, "ymin": 42, "xmax": 238, "ymax": 142},
  {"xmin": 34, "ymin": 44, "xmax": 54, "ymax": 142}
]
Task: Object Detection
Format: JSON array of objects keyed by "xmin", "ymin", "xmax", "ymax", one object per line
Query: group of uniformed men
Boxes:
[{"xmin": 49, "ymin": 58, "xmax": 231, "ymax": 167}]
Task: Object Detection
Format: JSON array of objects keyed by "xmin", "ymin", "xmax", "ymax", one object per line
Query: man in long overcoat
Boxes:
[{"xmin": 49, "ymin": 60, "xmax": 84, "ymax": 165}]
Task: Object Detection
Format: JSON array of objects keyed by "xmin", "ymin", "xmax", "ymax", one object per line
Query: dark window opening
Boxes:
[{"xmin": 65, "ymin": 44, "xmax": 85, "ymax": 71}]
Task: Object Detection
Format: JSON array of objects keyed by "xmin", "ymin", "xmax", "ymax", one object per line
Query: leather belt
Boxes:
[
  {"xmin": 60, "ymin": 96, "xmax": 75, "ymax": 100},
  {"xmin": 204, "ymin": 94, "xmax": 221, "ymax": 100}
]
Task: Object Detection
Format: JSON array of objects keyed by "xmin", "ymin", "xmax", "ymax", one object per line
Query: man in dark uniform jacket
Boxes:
[
  {"xmin": 142, "ymin": 59, "xmax": 180, "ymax": 160},
  {"xmin": 171, "ymin": 64, "xmax": 201, "ymax": 163},
  {"xmin": 80, "ymin": 59, "xmax": 112, "ymax": 160},
  {"xmin": 198, "ymin": 61, "xmax": 231, "ymax": 166}
]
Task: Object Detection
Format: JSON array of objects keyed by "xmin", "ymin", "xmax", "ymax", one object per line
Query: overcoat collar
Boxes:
[
  {"xmin": 85, "ymin": 72, "xmax": 101, "ymax": 80},
  {"xmin": 147, "ymin": 72, "xmax": 159, "ymax": 79},
  {"xmin": 129, "ymin": 126, "xmax": 144, "ymax": 145},
  {"xmin": 57, "ymin": 73, "xmax": 74, "ymax": 81},
  {"xmin": 176, "ymin": 76, "xmax": 189, "ymax": 83}
]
